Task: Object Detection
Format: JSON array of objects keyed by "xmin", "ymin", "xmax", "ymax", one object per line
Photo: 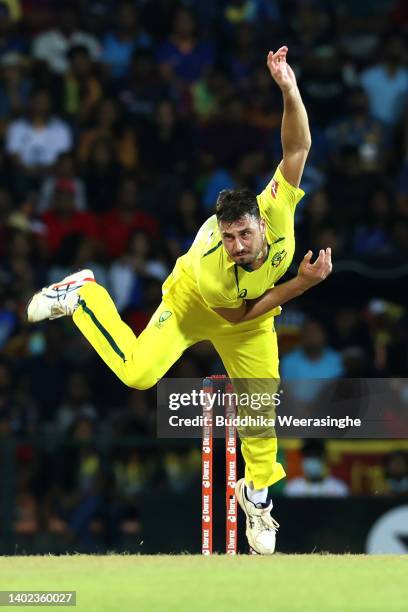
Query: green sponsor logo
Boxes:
[
  {"xmin": 239, "ymin": 289, "xmax": 247, "ymax": 298},
  {"xmin": 159, "ymin": 311, "xmax": 172, "ymax": 323},
  {"xmin": 155, "ymin": 310, "xmax": 173, "ymax": 328},
  {"xmin": 271, "ymin": 249, "xmax": 287, "ymax": 268}
]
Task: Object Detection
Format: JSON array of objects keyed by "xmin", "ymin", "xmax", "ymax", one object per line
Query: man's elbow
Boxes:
[
  {"xmin": 212, "ymin": 305, "xmax": 246, "ymax": 324},
  {"xmin": 294, "ymin": 131, "xmax": 312, "ymax": 153},
  {"xmin": 285, "ymin": 139, "xmax": 311, "ymax": 159},
  {"xmin": 297, "ymin": 136, "xmax": 312, "ymax": 153},
  {"xmin": 221, "ymin": 311, "xmax": 244, "ymax": 324}
]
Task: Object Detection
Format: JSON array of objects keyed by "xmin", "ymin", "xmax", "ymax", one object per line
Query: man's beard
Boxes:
[
  {"xmin": 233, "ymin": 240, "xmax": 265, "ymax": 265},
  {"xmin": 234, "ymin": 251, "xmax": 252, "ymax": 262}
]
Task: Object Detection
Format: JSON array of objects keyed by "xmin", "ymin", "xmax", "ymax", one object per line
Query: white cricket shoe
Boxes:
[
  {"xmin": 235, "ymin": 478, "xmax": 279, "ymax": 555},
  {"xmin": 26, "ymin": 269, "xmax": 95, "ymax": 323}
]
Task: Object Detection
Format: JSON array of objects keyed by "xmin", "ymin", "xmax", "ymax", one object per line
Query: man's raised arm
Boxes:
[{"xmin": 267, "ymin": 46, "xmax": 311, "ymax": 188}]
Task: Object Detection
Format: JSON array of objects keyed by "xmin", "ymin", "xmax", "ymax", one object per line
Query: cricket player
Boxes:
[{"xmin": 27, "ymin": 47, "xmax": 332, "ymax": 554}]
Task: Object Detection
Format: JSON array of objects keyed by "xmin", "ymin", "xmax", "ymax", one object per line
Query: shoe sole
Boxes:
[{"xmin": 26, "ymin": 291, "xmax": 42, "ymax": 323}]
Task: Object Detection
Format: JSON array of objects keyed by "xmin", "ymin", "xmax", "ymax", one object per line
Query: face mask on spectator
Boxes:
[{"xmin": 303, "ymin": 457, "xmax": 325, "ymax": 480}]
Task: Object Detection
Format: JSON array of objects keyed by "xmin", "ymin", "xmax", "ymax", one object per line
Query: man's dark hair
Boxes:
[
  {"xmin": 302, "ymin": 439, "xmax": 325, "ymax": 458},
  {"xmin": 215, "ymin": 188, "xmax": 260, "ymax": 224}
]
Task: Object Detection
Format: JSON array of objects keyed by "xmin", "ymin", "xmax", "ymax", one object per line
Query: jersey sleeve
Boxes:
[{"xmin": 257, "ymin": 165, "xmax": 305, "ymax": 238}]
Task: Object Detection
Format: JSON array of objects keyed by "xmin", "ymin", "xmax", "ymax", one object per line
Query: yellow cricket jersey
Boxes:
[{"xmin": 163, "ymin": 165, "xmax": 305, "ymax": 314}]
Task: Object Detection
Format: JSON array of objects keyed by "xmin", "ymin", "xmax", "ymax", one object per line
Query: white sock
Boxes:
[{"xmin": 245, "ymin": 484, "xmax": 268, "ymax": 505}]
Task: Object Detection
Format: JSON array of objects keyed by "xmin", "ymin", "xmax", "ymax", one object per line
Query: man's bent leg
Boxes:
[{"xmin": 73, "ymin": 282, "xmax": 193, "ymax": 390}]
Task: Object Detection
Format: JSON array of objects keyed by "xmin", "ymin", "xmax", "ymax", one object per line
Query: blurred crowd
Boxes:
[{"xmin": 0, "ymin": 0, "xmax": 408, "ymax": 548}]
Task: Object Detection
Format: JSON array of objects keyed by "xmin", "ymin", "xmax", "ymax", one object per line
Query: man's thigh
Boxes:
[
  {"xmin": 132, "ymin": 299, "xmax": 197, "ymax": 386},
  {"xmin": 212, "ymin": 323, "xmax": 279, "ymax": 379},
  {"xmin": 132, "ymin": 294, "xmax": 218, "ymax": 386}
]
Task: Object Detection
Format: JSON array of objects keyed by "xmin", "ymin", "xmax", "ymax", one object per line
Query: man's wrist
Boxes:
[
  {"xmin": 281, "ymin": 83, "xmax": 299, "ymax": 99},
  {"xmin": 292, "ymin": 275, "xmax": 312, "ymax": 294}
]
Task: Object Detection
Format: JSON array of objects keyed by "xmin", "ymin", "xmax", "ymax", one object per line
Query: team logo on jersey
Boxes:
[
  {"xmin": 155, "ymin": 310, "xmax": 173, "ymax": 329},
  {"xmin": 271, "ymin": 249, "xmax": 287, "ymax": 267},
  {"xmin": 238, "ymin": 289, "xmax": 247, "ymax": 298},
  {"xmin": 271, "ymin": 179, "xmax": 279, "ymax": 199}
]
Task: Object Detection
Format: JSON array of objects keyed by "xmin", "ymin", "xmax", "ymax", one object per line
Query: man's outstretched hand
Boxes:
[
  {"xmin": 267, "ymin": 46, "xmax": 297, "ymax": 93},
  {"xmin": 297, "ymin": 248, "xmax": 333, "ymax": 290}
]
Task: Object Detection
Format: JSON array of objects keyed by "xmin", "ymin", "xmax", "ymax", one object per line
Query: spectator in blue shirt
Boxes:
[
  {"xmin": 281, "ymin": 319, "xmax": 344, "ymax": 402},
  {"xmin": 157, "ymin": 7, "xmax": 215, "ymax": 85},
  {"xmin": 360, "ymin": 37, "xmax": 408, "ymax": 127},
  {"xmin": 102, "ymin": 2, "xmax": 152, "ymax": 79},
  {"xmin": 326, "ymin": 87, "xmax": 387, "ymax": 174}
]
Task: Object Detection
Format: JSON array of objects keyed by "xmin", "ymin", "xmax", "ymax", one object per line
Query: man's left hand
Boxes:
[
  {"xmin": 297, "ymin": 248, "xmax": 333, "ymax": 290},
  {"xmin": 267, "ymin": 46, "xmax": 297, "ymax": 93}
]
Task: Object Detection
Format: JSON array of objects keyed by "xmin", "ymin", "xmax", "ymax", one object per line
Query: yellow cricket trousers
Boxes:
[{"xmin": 73, "ymin": 278, "xmax": 285, "ymax": 490}]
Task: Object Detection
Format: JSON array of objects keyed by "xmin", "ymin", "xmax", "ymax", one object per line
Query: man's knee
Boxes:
[{"xmin": 121, "ymin": 366, "xmax": 157, "ymax": 391}]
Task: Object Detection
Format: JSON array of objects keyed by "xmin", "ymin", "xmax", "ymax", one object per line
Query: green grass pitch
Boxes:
[{"xmin": 0, "ymin": 554, "xmax": 407, "ymax": 611}]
